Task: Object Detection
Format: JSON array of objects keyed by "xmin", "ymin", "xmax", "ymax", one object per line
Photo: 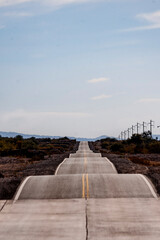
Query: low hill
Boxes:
[{"xmin": 0, "ymin": 131, "xmax": 110, "ymax": 142}]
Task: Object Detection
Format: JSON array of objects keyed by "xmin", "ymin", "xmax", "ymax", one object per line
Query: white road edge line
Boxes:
[
  {"xmin": 0, "ymin": 200, "xmax": 7, "ymax": 212},
  {"xmin": 13, "ymin": 176, "xmax": 31, "ymax": 203},
  {"xmin": 104, "ymin": 157, "xmax": 118, "ymax": 173},
  {"xmin": 55, "ymin": 158, "xmax": 68, "ymax": 175},
  {"xmin": 139, "ymin": 174, "xmax": 158, "ymax": 199}
]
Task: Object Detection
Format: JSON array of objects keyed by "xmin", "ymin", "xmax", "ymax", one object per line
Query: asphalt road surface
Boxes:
[{"xmin": 0, "ymin": 141, "xmax": 159, "ymax": 239}]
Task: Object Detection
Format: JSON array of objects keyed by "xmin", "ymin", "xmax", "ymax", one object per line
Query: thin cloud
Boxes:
[
  {"xmin": 91, "ymin": 94, "xmax": 112, "ymax": 100},
  {"xmin": 0, "ymin": 0, "xmax": 101, "ymax": 8},
  {"xmin": 1, "ymin": 110, "xmax": 91, "ymax": 120},
  {"xmin": 88, "ymin": 77, "xmax": 109, "ymax": 84},
  {"xmin": 0, "ymin": 0, "xmax": 33, "ymax": 7},
  {"xmin": 44, "ymin": 0, "xmax": 93, "ymax": 7},
  {"xmin": 138, "ymin": 98, "xmax": 160, "ymax": 103},
  {"xmin": 3, "ymin": 11, "xmax": 33, "ymax": 17},
  {"xmin": 0, "ymin": 25, "xmax": 5, "ymax": 29},
  {"xmin": 121, "ymin": 10, "xmax": 160, "ymax": 32},
  {"xmin": 121, "ymin": 24, "xmax": 160, "ymax": 32},
  {"xmin": 137, "ymin": 10, "xmax": 160, "ymax": 24}
]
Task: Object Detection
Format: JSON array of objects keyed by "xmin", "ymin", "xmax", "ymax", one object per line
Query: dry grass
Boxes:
[{"xmin": 128, "ymin": 156, "xmax": 160, "ymax": 166}]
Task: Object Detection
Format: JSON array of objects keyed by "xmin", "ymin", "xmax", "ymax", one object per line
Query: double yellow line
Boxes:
[
  {"xmin": 82, "ymin": 154, "xmax": 89, "ymax": 198},
  {"xmin": 86, "ymin": 174, "xmax": 89, "ymax": 198},
  {"xmin": 82, "ymin": 174, "xmax": 89, "ymax": 199}
]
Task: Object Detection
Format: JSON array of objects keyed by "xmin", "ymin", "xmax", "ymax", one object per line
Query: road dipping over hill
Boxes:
[{"xmin": 0, "ymin": 141, "xmax": 159, "ymax": 240}]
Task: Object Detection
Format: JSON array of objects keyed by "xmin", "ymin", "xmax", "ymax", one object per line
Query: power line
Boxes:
[{"xmin": 119, "ymin": 120, "xmax": 155, "ymax": 140}]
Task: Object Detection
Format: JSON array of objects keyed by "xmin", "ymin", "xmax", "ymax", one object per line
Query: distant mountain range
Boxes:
[
  {"xmin": 0, "ymin": 131, "xmax": 109, "ymax": 142},
  {"xmin": 1, "ymin": 131, "xmax": 159, "ymax": 141},
  {"xmin": 73, "ymin": 135, "xmax": 110, "ymax": 142}
]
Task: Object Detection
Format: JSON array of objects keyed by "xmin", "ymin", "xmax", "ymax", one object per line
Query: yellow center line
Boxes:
[
  {"xmin": 82, "ymin": 174, "xmax": 85, "ymax": 198},
  {"xmin": 86, "ymin": 174, "xmax": 89, "ymax": 198},
  {"xmin": 84, "ymin": 157, "xmax": 87, "ymax": 173}
]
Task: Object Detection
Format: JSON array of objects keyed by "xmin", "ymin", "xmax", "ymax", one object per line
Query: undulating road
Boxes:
[{"xmin": 0, "ymin": 142, "xmax": 160, "ymax": 239}]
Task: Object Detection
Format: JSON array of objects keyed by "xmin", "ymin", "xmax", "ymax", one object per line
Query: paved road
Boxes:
[
  {"xmin": 0, "ymin": 141, "xmax": 159, "ymax": 239},
  {"xmin": 88, "ymin": 198, "xmax": 160, "ymax": 240},
  {"xmin": 15, "ymin": 174, "xmax": 156, "ymax": 199},
  {"xmin": 0, "ymin": 199, "xmax": 86, "ymax": 240}
]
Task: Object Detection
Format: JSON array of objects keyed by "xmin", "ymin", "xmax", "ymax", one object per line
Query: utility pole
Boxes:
[
  {"xmin": 124, "ymin": 131, "xmax": 127, "ymax": 140},
  {"xmin": 131, "ymin": 125, "xmax": 134, "ymax": 136},
  {"xmin": 142, "ymin": 122, "xmax": 147, "ymax": 133},
  {"xmin": 127, "ymin": 128, "xmax": 130, "ymax": 139},
  {"xmin": 136, "ymin": 123, "xmax": 140, "ymax": 134},
  {"xmin": 149, "ymin": 120, "xmax": 154, "ymax": 136},
  {"xmin": 121, "ymin": 132, "xmax": 123, "ymax": 140}
]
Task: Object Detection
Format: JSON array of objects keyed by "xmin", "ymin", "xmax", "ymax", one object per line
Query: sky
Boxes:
[{"xmin": 0, "ymin": 0, "xmax": 160, "ymax": 138}]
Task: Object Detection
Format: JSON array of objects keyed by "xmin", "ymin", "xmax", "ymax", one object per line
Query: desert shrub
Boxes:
[
  {"xmin": 15, "ymin": 135, "xmax": 23, "ymax": 141},
  {"xmin": 141, "ymin": 131, "xmax": 152, "ymax": 141},
  {"xmin": 94, "ymin": 132, "xmax": 160, "ymax": 154},
  {"xmin": 101, "ymin": 142, "xmax": 110, "ymax": 149},
  {"xmin": 22, "ymin": 139, "xmax": 38, "ymax": 150},
  {"xmin": 148, "ymin": 142, "xmax": 160, "ymax": 153},
  {"xmin": 1, "ymin": 142, "xmax": 15, "ymax": 151},
  {"xmin": 129, "ymin": 134, "xmax": 143, "ymax": 144},
  {"xmin": 124, "ymin": 144, "xmax": 135, "ymax": 154},
  {"xmin": 101, "ymin": 137, "xmax": 117, "ymax": 143},
  {"xmin": 0, "ymin": 173, "xmax": 4, "ymax": 178},
  {"xmin": 110, "ymin": 142, "xmax": 125, "ymax": 153},
  {"xmin": 134, "ymin": 143, "xmax": 146, "ymax": 154},
  {"xmin": 0, "ymin": 142, "xmax": 3, "ymax": 149}
]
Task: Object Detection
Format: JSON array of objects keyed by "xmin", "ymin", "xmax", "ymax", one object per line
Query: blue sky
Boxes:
[{"xmin": 0, "ymin": 0, "xmax": 160, "ymax": 138}]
